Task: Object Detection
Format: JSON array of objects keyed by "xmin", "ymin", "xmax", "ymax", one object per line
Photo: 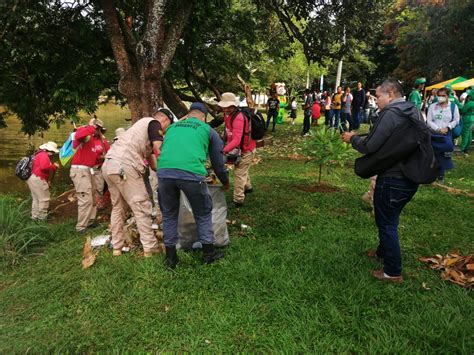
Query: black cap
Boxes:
[{"xmin": 157, "ymin": 108, "xmax": 174, "ymax": 124}]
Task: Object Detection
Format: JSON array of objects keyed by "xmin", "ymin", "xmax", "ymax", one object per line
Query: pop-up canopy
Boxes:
[
  {"xmin": 451, "ymin": 78, "xmax": 474, "ymax": 91},
  {"xmin": 425, "ymin": 76, "xmax": 467, "ymax": 91}
]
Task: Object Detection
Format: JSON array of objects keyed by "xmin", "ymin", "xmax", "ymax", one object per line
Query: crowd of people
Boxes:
[{"xmin": 23, "ymin": 77, "xmax": 473, "ymax": 280}]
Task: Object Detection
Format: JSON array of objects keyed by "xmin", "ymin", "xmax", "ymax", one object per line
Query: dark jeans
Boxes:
[
  {"xmin": 303, "ymin": 111, "xmax": 311, "ymax": 134},
  {"xmin": 158, "ymin": 178, "xmax": 214, "ymax": 246},
  {"xmin": 340, "ymin": 112, "xmax": 353, "ymax": 132},
  {"xmin": 266, "ymin": 110, "xmax": 278, "ymax": 131},
  {"xmin": 331, "ymin": 109, "xmax": 341, "ymax": 129},
  {"xmin": 352, "ymin": 109, "xmax": 361, "ymax": 130},
  {"xmin": 373, "ymin": 177, "xmax": 418, "ymax": 276},
  {"xmin": 325, "ymin": 110, "xmax": 333, "ymax": 126}
]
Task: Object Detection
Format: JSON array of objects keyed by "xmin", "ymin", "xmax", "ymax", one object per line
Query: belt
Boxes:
[{"xmin": 71, "ymin": 165, "xmax": 91, "ymax": 170}]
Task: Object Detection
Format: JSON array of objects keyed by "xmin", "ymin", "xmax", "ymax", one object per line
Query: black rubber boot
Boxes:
[
  {"xmin": 202, "ymin": 244, "xmax": 224, "ymax": 264},
  {"xmin": 164, "ymin": 245, "xmax": 179, "ymax": 269}
]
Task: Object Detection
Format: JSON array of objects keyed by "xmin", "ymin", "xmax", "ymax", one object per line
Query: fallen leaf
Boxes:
[
  {"xmin": 466, "ymin": 264, "xmax": 474, "ymax": 271},
  {"xmin": 82, "ymin": 237, "xmax": 96, "ymax": 269},
  {"xmin": 422, "ymin": 282, "xmax": 431, "ymax": 290}
]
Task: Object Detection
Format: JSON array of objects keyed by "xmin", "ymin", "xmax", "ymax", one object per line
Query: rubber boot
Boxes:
[
  {"xmin": 202, "ymin": 244, "xmax": 224, "ymax": 264},
  {"xmin": 164, "ymin": 245, "xmax": 179, "ymax": 269}
]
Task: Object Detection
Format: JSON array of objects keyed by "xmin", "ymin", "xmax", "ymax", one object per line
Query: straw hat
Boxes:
[
  {"xmin": 92, "ymin": 118, "xmax": 105, "ymax": 128},
  {"xmin": 39, "ymin": 141, "xmax": 59, "ymax": 153},
  {"xmin": 217, "ymin": 92, "xmax": 238, "ymax": 108}
]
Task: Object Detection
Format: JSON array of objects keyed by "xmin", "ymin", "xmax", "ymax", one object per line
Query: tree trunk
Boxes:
[
  {"xmin": 162, "ymin": 77, "xmax": 188, "ymax": 118},
  {"xmin": 237, "ymin": 74, "xmax": 255, "ymax": 108},
  {"xmin": 100, "ymin": 0, "xmax": 194, "ymax": 122}
]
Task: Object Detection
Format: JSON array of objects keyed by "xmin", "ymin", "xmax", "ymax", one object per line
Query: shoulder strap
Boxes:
[
  {"xmin": 229, "ymin": 109, "xmax": 247, "ymax": 150},
  {"xmin": 450, "ymin": 102, "xmax": 455, "ymax": 121}
]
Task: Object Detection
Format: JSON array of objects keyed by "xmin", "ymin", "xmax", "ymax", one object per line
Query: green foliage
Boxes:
[
  {"xmin": 0, "ymin": 1, "xmax": 118, "ymax": 135},
  {"xmin": 0, "ymin": 123, "xmax": 473, "ymax": 352},
  {"xmin": 387, "ymin": 0, "xmax": 474, "ymax": 83},
  {"xmin": 302, "ymin": 126, "xmax": 354, "ymax": 184},
  {"xmin": 0, "ymin": 196, "xmax": 49, "ymax": 266}
]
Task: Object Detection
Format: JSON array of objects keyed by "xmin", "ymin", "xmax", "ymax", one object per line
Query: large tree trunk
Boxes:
[
  {"xmin": 99, "ymin": 0, "xmax": 193, "ymax": 122},
  {"xmin": 162, "ymin": 77, "xmax": 188, "ymax": 118},
  {"xmin": 237, "ymin": 74, "xmax": 255, "ymax": 108}
]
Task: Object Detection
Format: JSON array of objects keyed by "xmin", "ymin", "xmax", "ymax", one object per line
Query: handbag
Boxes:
[{"xmin": 448, "ymin": 102, "xmax": 462, "ymax": 139}]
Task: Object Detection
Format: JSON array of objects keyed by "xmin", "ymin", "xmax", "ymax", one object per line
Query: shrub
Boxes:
[
  {"xmin": 0, "ymin": 196, "xmax": 50, "ymax": 266},
  {"xmin": 302, "ymin": 126, "xmax": 354, "ymax": 184}
]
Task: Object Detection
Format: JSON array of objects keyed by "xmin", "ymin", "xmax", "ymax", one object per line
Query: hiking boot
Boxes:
[
  {"xmin": 164, "ymin": 245, "xmax": 179, "ymax": 269},
  {"xmin": 202, "ymin": 244, "xmax": 224, "ymax": 264},
  {"xmin": 372, "ymin": 269, "xmax": 404, "ymax": 283},
  {"xmin": 366, "ymin": 249, "xmax": 383, "ymax": 262},
  {"xmin": 113, "ymin": 249, "xmax": 122, "ymax": 257}
]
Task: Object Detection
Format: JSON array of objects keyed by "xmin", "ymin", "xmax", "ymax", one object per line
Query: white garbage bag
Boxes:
[{"xmin": 178, "ymin": 185, "xmax": 229, "ymax": 250}]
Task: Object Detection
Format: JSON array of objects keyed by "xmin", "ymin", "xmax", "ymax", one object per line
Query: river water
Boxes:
[{"xmin": 0, "ymin": 103, "xmax": 131, "ymax": 194}]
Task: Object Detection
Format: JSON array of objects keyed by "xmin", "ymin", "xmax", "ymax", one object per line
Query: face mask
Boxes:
[{"xmin": 437, "ymin": 96, "xmax": 447, "ymax": 103}]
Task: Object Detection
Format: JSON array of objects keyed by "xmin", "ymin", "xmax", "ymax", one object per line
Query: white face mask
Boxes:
[{"xmin": 437, "ymin": 96, "xmax": 447, "ymax": 103}]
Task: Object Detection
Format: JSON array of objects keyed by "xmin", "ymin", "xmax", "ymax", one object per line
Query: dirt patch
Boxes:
[
  {"xmin": 295, "ymin": 183, "xmax": 340, "ymax": 193},
  {"xmin": 49, "ymin": 189, "xmax": 111, "ymax": 223}
]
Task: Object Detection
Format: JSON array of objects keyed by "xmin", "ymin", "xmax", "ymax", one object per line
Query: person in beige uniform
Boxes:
[
  {"xmin": 26, "ymin": 142, "xmax": 59, "ymax": 220},
  {"xmin": 102, "ymin": 108, "xmax": 174, "ymax": 257}
]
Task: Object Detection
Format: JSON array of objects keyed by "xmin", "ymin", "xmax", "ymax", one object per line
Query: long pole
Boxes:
[{"xmin": 335, "ymin": 26, "xmax": 346, "ymax": 92}]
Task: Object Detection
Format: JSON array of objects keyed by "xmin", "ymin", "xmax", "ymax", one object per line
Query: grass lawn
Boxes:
[{"xmin": 1, "ymin": 117, "xmax": 473, "ymax": 352}]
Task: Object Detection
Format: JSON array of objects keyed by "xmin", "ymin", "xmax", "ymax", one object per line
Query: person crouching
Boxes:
[
  {"xmin": 157, "ymin": 103, "xmax": 230, "ymax": 269},
  {"xmin": 27, "ymin": 141, "xmax": 59, "ymax": 221}
]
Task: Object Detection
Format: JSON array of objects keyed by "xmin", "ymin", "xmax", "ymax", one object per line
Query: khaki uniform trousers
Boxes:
[
  {"xmin": 93, "ymin": 167, "xmax": 106, "ymax": 196},
  {"xmin": 26, "ymin": 174, "xmax": 50, "ymax": 220},
  {"xmin": 233, "ymin": 150, "xmax": 255, "ymax": 204},
  {"xmin": 102, "ymin": 160, "xmax": 158, "ymax": 252},
  {"xmin": 70, "ymin": 166, "xmax": 97, "ymax": 231}
]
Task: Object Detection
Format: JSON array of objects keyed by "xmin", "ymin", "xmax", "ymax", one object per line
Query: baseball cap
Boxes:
[
  {"xmin": 157, "ymin": 108, "xmax": 175, "ymax": 124},
  {"xmin": 189, "ymin": 102, "xmax": 208, "ymax": 116}
]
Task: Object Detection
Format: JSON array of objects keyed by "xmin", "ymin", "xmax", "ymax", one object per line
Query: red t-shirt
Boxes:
[
  {"xmin": 223, "ymin": 111, "xmax": 256, "ymax": 154},
  {"xmin": 312, "ymin": 102, "xmax": 321, "ymax": 119},
  {"xmin": 71, "ymin": 125, "xmax": 107, "ymax": 167},
  {"xmin": 32, "ymin": 150, "xmax": 57, "ymax": 181}
]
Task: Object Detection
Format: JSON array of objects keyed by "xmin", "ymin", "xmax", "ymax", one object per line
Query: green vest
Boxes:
[{"xmin": 157, "ymin": 117, "xmax": 210, "ymax": 176}]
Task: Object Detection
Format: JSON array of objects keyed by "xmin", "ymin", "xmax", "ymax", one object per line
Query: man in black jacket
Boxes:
[
  {"xmin": 342, "ymin": 79, "xmax": 420, "ymax": 283},
  {"xmin": 351, "ymin": 81, "xmax": 366, "ymax": 130}
]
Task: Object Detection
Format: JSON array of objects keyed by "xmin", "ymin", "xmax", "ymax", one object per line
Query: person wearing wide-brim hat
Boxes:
[
  {"xmin": 27, "ymin": 141, "xmax": 60, "ymax": 221},
  {"xmin": 218, "ymin": 92, "xmax": 257, "ymax": 207},
  {"xmin": 408, "ymin": 77, "xmax": 426, "ymax": 110}
]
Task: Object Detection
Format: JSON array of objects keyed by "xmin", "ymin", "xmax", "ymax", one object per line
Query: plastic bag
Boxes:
[{"xmin": 178, "ymin": 185, "xmax": 229, "ymax": 250}]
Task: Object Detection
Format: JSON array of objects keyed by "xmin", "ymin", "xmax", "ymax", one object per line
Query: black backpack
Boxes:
[
  {"xmin": 15, "ymin": 154, "xmax": 35, "ymax": 180},
  {"xmin": 232, "ymin": 107, "xmax": 266, "ymax": 141},
  {"xmin": 354, "ymin": 108, "xmax": 437, "ymax": 184}
]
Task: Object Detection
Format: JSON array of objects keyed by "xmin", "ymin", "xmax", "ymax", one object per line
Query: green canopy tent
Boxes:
[
  {"xmin": 424, "ymin": 76, "xmax": 467, "ymax": 92},
  {"xmin": 451, "ymin": 78, "xmax": 474, "ymax": 91}
]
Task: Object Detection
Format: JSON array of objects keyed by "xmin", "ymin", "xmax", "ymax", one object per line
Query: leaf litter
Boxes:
[{"xmin": 419, "ymin": 251, "xmax": 473, "ymax": 289}]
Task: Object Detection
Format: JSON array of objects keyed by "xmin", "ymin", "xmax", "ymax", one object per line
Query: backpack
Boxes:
[
  {"xmin": 355, "ymin": 107, "xmax": 437, "ymax": 184},
  {"xmin": 59, "ymin": 132, "xmax": 77, "ymax": 167},
  {"xmin": 231, "ymin": 107, "xmax": 265, "ymax": 141},
  {"xmin": 449, "ymin": 102, "xmax": 462, "ymax": 139},
  {"xmin": 15, "ymin": 154, "xmax": 35, "ymax": 180}
]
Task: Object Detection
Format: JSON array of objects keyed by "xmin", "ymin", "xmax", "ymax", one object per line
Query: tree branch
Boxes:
[{"xmin": 161, "ymin": 1, "xmax": 195, "ymax": 72}]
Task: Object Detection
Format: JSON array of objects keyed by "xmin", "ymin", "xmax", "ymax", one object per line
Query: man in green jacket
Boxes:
[
  {"xmin": 460, "ymin": 90, "xmax": 474, "ymax": 153},
  {"xmin": 408, "ymin": 77, "xmax": 426, "ymax": 110}
]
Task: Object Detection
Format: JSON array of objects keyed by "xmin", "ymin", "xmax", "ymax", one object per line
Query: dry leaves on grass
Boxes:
[
  {"xmin": 432, "ymin": 182, "xmax": 474, "ymax": 198},
  {"xmin": 419, "ymin": 251, "xmax": 474, "ymax": 289},
  {"xmin": 82, "ymin": 237, "xmax": 96, "ymax": 269}
]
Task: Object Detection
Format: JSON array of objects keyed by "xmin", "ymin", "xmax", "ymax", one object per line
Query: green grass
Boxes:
[{"xmin": 1, "ymin": 121, "xmax": 473, "ymax": 352}]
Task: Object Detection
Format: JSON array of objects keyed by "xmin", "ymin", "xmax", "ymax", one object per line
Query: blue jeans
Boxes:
[
  {"xmin": 373, "ymin": 177, "xmax": 418, "ymax": 276},
  {"xmin": 266, "ymin": 110, "xmax": 278, "ymax": 131},
  {"xmin": 340, "ymin": 112, "xmax": 352, "ymax": 132},
  {"xmin": 331, "ymin": 109, "xmax": 341, "ymax": 129},
  {"xmin": 158, "ymin": 178, "xmax": 214, "ymax": 246}
]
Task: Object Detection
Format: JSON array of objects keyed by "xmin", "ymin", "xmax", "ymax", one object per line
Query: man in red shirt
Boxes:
[
  {"xmin": 27, "ymin": 141, "xmax": 59, "ymax": 220},
  {"xmin": 70, "ymin": 118, "xmax": 107, "ymax": 233},
  {"xmin": 218, "ymin": 92, "xmax": 257, "ymax": 207}
]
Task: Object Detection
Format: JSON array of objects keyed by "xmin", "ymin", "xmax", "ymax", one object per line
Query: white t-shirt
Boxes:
[
  {"xmin": 427, "ymin": 102, "xmax": 460, "ymax": 131},
  {"xmin": 291, "ymin": 100, "xmax": 297, "ymax": 110}
]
